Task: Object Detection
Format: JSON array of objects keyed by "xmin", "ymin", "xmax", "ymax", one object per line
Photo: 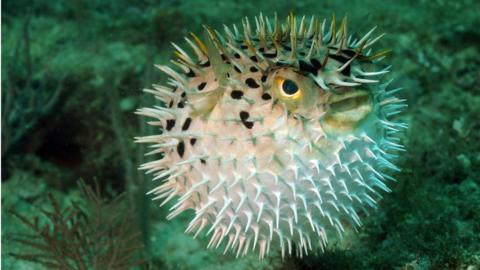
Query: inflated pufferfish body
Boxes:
[{"xmin": 136, "ymin": 14, "xmax": 407, "ymax": 259}]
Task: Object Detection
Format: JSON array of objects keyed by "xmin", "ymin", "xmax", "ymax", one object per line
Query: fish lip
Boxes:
[
  {"xmin": 324, "ymin": 90, "xmax": 373, "ymax": 127},
  {"xmin": 327, "ymin": 90, "xmax": 370, "ymax": 108}
]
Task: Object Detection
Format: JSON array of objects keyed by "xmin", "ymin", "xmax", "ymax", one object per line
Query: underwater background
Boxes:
[{"xmin": 1, "ymin": 0, "xmax": 479, "ymax": 269}]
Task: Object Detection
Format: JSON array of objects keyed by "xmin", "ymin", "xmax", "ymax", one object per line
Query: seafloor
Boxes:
[{"xmin": 1, "ymin": 0, "xmax": 479, "ymax": 269}]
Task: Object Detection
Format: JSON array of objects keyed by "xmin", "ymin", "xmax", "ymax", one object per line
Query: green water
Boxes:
[{"xmin": 2, "ymin": 0, "xmax": 479, "ymax": 269}]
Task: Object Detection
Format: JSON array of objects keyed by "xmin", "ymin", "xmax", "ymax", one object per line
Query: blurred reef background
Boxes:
[{"xmin": 1, "ymin": 0, "xmax": 480, "ymax": 269}]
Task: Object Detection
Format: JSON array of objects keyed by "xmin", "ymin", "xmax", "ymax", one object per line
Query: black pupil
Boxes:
[{"xmin": 282, "ymin": 79, "xmax": 299, "ymax": 95}]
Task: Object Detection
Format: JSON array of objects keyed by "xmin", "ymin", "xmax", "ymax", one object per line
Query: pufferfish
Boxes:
[{"xmin": 136, "ymin": 13, "xmax": 407, "ymax": 259}]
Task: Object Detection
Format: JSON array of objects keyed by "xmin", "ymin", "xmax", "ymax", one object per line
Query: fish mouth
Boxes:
[{"xmin": 322, "ymin": 90, "xmax": 373, "ymax": 133}]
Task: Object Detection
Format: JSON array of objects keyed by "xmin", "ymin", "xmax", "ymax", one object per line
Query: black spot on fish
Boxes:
[
  {"xmin": 177, "ymin": 141, "xmax": 185, "ymax": 158},
  {"xmin": 199, "ymin": 60, "xmax": 210, "ymax": 67},
  {"xmin": 234, "ymin": 66, "xmax": 241, "ymax": 73},
  {"xmin": 190, "ymin": 138, "xmax": 197, "ymax": 146},
  {"xmin": 329, "ymin": 54, "xmax": 352, "ymax": 75},
  {"xmin": 239, "ymin": 111, "xmax": 254, "ymax": 129},
  {"xmin": 261, "ymin": 75, "xmax": 267, "ymax": 82},
  {"xmin": 299, "ymin": 60, "xmax": 318, "ymax": 75},
  {"xmin": 283, "ymin": 45, "xmax": 292, "ymax": 51},
  {"xmin": 299, "ymin": 51, "xmax": 306, "ymax": 56},
  {"xmin": 245, "ymin": 78, "xmax": 260, "ymax": 88},
  {"xmin": 181, "ymin": 92, "xmax": 186, "ymax": 98},
  {"xmin": 259, "ymin": 47, "xmax": 265, "ymax": 52},
  {"xmin": 341, "ymin": 49, "xmax": 356, "ymax": 58},
  {"xmin": 168, "ymin": 100, "xmax": 174, "ymax": 108},
  {"xmin": 310, "ymin": 59, "xmax": 322, "ymax": 69},
  {"xmin": 186, "ymin": 69, "xmax": 195, "ymax": 77},
  {"xmin": 200, "ymin": 159, "xmax": 206, "ymax": 164},
  {"xmin": 240, "ymin": 111, "xmax": 249, "ymax": 121},
  {"xmin": 250, "ymin": 66, "xmax": 259, "ymax": 72},
  {"xmin": 328, "ymin": 54, "xmax": 349, "ymax": 64},
  {"xmin": 263, "ymin": 51, "xmax": 277, "ymax": 58},
  {"xmin": 231, "ymin": 90, "xmax": 244, "ymax": 99},
  {"xmin": 166, "ymin": 119, "xmax": 175, "ymax": 131},
  {"xmin": 340, "ymin": 64, "xmax": 351, "ymax": 76},
  {"xmin": 221, "ymin": 54, "xmax": 227, "ymax": 61},
  {"xmin": 182, "ymin": 117, "xmax": 192, "ymax": 131},
  {"xmin": 197, "ymin": 82, "xmax": 207, "ymax": 91},
  {"xmin": 234, "ymin": 53, "xmax": 241, "ymax": 59},
  {"xmin": 261, "ymin": 93, "xmax": 272, "ymax": 100},
  {"xmin": 178, "ymin": 101, "xmax": 185, "ymax": 108},
  {"xmin": 250, "ymin": 56, "xmax": 258, "ymax": 62},
  {"xmin": 240, "ymin": 45, "xmax": 248, "ymax": 49},
  {"xmin": 243, "ymin": 121, "xmax": 254, "ymax": 129}
]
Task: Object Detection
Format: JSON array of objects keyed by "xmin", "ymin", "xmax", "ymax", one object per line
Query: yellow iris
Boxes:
[{"xmin": 274, "ymin": 76, "xmax": 303, "ymax": 101}]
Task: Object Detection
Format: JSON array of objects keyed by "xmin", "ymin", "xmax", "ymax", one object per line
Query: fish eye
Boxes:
[
  {"xmin": 281, "ymin": 79, "xmax": 299, "ymax": 95},
  {"xmin": 274, "ymin": 76, "xmax": 302, "ymax": 100}
]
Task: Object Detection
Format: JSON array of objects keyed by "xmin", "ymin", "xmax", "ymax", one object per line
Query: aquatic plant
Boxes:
[{"xmin": 7, "ymin": 181, "xmax": 144, "ymax": 269}]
